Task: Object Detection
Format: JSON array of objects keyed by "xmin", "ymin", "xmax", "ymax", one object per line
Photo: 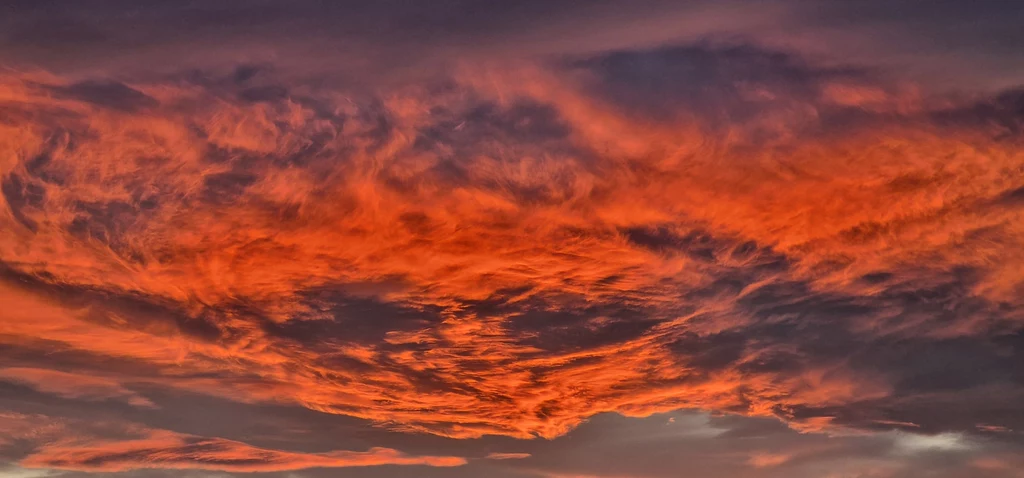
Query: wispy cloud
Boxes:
[
  {"xmin": 486, "ymin": 452, "xmax": 532, "ymax": 460},
  {"xmin": 0, "ymin": 367, "xmax": 155, "ymax": 408},
  {"xmin": 1, "ymin": 43, "xmax": 1022, "ymax": 444},
  {"xmin": 0, "ymin": 10, "xmax": 1023, "ymax": 474},
  {"xmin": 3, "ymin": 414, "xmax": 464, "ymax": 473}
]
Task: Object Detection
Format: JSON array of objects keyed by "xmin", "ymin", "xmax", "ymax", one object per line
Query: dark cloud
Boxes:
[
  {"xmin": 1, "ymin": 172, "xmax": 45, "ymax": 232},
  {"xmin": 931, "ymin": 88, "xmax": 1024, "ymax": 137},
  {"xmin": 0, "ymin": 265, "xmax": 224, "ymax": 343},
  {"xmin": 1, "ymin": 0, "xmax": 1022, "ymax": 91},
  {"xmin": 47, "ymin": 81, "xmax": 159, "ymax": 112},
  {"xmin": 267, "ymin": 288, "xmax": 443, "ymax": 345},
  {"xmin": 238, "ymin": 85, "xmax": 290, "ymax": 103},
  {"xmin": 569, "ymin": 43, "xmax": 853, "ymax": 120},
  {"xmin": 416, "ymin": 98, "xmax": 573, "ymax": 154}
]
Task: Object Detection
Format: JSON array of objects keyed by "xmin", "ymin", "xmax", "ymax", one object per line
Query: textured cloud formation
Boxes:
[
  {"xmin": 1, "ymin": 38, "xmax": 1023, "ymax": 475},
  {"xmin": 0, "ymin": 413, "xmax": 463, "ymax": 473},
  {"xmin": 23, "ymin": 433, "xmax": 464, "ymax": 472},
  {"xmin": 0, "ymin": 368, "xmax": 155, "ymax": 408}
]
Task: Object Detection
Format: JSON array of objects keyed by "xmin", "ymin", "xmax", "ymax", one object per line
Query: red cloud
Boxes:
[
  {"xmin": 18, "ymin": 428, "xmax": 464, "ymax": 472},
  {"xmin": 1, "ymin": 46, "xmax": 1022, "ymax": 446},
  {"xmin": 0, "ymin": 367, "xmax": 155, "ymax": 407}
]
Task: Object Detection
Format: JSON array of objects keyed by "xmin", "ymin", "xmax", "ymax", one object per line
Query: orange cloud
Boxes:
[
  {"xmin": 487, "ymin": 452, "xmax": 532, "ymax": 460},
  {"xmin": 1, "ymin": 43, "xmax": 1022, "ymax": 445},
  {"xmin": 17, "ymin": 427, "xmax": 464, "ymax": 472},
  {"xmin": 747, "ymin": 452, "xmax": 791, "ymax": 468},
  {"xmin": 0, "ymin": 367, "xmax": 155, "ymax": 407}
]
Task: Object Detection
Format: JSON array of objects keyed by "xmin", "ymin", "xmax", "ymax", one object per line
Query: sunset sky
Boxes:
[{"xmin": 1, "ymin": 2, "xmax": 1024, "ymax": 477}]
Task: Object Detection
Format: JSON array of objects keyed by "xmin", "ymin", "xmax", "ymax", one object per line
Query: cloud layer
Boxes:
[
  {"xmin": 1, "ymin": 413, "xmax": 463, "ymax": 473},
  {"xmin": 0, "ymin": 36, "xmax": 1023, "ymax": 477}
]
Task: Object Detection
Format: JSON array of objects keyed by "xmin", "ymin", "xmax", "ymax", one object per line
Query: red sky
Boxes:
[{"xmin": 1, "ymin": 2, "xmax": 1024, "ymax": 478}]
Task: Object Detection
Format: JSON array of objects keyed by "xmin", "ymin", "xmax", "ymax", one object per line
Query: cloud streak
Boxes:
[
  {"xmin": 21, "ymin": 432, "xmax": 464, "ymax": 472},
  {"xmin": 0, "ymin": 367, "xmax": 155, "ymax": 408},
  {"xmin": 1, "ymin": 413, "xmax": 464, "ymax": 473}
]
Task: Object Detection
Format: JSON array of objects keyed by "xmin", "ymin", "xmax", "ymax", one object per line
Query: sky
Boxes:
[{"xmin": 1, "ymin": 1, "xmax": 1024, "ymax": 477}]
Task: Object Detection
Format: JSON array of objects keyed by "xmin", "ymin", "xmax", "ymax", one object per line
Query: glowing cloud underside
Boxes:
[{"xmin": 0, "ymin": 43, "xmax": 1023, "ymax": 473}]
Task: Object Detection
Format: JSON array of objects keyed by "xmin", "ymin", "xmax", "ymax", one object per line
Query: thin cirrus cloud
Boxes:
[
  {"xmin": 0, "ymin": 2, "xmax": 1023, "ymax": 478},
  {"xmin": 0, "ymin": 413, "xmax": 464, "ymax": 473},
  {"xmin": 486, "ymin": 452, "xmax": 532, "ymax": 460},
  {"xmin": 0, "ymin": 367, "xmax": 156, "ymax": 408},
  {"xmin": 22, "ymin": 434, "xmax": 466, "ymax": 473}
]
